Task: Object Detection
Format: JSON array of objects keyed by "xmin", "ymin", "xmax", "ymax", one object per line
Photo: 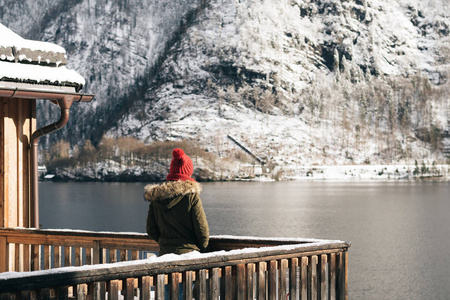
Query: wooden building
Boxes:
[{"xmin": 0, "ymin": 23, "xmax": 94, "ymax": 229}]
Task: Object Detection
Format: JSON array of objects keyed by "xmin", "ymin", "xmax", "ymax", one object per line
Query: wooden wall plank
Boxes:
[
  {"xmin": 0, "ymin": 98, "xmax": 5, "ymax": 228},
  {"xmin": 4, "ymin": 98, "xmax": 18, "ymax": 228},
  {"xmin": 17, "ymin": 99, "xmax": 23, "ymax": 229},
  {"xmin": 21, "ymin": 99, "xmax": 33, "ymax": 229}
]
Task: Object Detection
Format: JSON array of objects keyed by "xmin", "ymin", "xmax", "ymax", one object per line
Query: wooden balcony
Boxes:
[{"xmin": 0, "ymin": 227, "xmax": 350, "ymax": 299}]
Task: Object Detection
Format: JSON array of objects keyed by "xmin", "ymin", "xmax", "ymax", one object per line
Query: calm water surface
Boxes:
[{"xmin": 40, "ymin": 181, "xmax": 450, "ymax": 300}]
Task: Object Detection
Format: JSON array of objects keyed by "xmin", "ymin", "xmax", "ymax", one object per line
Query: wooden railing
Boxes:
[{"xmin": 0, "ymin": 228, "xmax": 350, "ymax": 299}]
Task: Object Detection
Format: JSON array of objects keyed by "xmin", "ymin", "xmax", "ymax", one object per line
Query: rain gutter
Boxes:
[{"xmin": 0, "ymin": 86, "xmax": 94, "ymax": 228}]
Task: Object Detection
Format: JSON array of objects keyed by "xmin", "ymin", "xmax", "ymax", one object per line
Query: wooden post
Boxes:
[{"xmin": 0, "ymin": 98, "xmax": 35, "ymax": 229}]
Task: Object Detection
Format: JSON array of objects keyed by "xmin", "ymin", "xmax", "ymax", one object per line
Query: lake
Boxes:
[{"xmin": 39, "ymin": 180, "xmax": 450, "ymax": 300}]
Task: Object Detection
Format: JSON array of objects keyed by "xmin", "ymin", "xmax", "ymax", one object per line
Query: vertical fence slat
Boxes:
[
  {"xmin": 44, "ymin": 245, "xmax": 50, "ymax": 270},
  {"xmin": 279, "ymin": 259, "xmax": 288, "ymax": 300},
  {"xmin": 102, "ymin": 249, "xmax": 107, "ymax": 264},
  {"xmin": 0, "ymin": 237, "xmax": 7, "ymax": 272},
  {"xmin": 56, "ymin": 286, "xmax": 69, "ymax": 299},
  {"xmin": 308, "ymin": 255, "xmax": 318, "ymax": 300},
  {"xmin": 131, "ymin": 250, "xmax": 138, "ymax": 261},
  {"xmin": 14, "ymin": 244, "xmax": 19, "ymax": 271},
  {"xmin": 236, "ymin": 264, "xmax": 246, "ymax": 300},
  {"xmin": 107, "ymin": 280, "xmax": 119, "ymax": 300},
  {"xmin": 124, "ymin": 278, "xmax": 134, "ymax": 300},
  {"xmin": 337, "ymin": 252, "xmax": 348, "ymax": 300},
  {"xmin": 300, "ymin": 257, "xmax": 308, "ymax": 300},
  {"xmin": 75, "ymin": 247, "xmax": 81, "ymax": 267},
  {"xmin": 210, "ymin": 267, "xmax": 220, "ymax": 300},
  {"xmin": 109, "ymin": 249, "xmax": 117, "ymax": 264},
  {"xmin": 197, "ymin": 269, "xmax": 207, "ymax": 300},
  {"xmin": 222, "ymin": 266, "xmax": 233, "ymax": 300},
  {"xmin": 247, "ymin": 263, "xmax": 255, "ymax": 300},
  {"xmin": 23, "ymin": 244, "xmax": 30, "ymax": 272},
  {"xmin": 289, "ymin": 258, "xmax": 298, "ymax": 300},
  {"xmin": 85, "ymin": 247, "xmax": 92, "ymax": 265},
  {"xmin": 169, "ymin": 273, "xmax": 179, "ymax": 300},
  {"xmin": 93, "ymin": 241, "xmax": 101, "ymax": 265},
  {"xmin": 257, "ymin": 261, "xmax": 266, "ymax": 300},
  {"xmin": 64, "ymin": 247, "xmax": 71, "ymax": 267},
  {"xmin": 328, "ymin": 253, "xmax": 337, "ymax": 300},
  {"xmin": 32, "ymin": 244, "xmax": 40, "ymax": 271},
  {"xmin": 268, "ymin": 260, "xmax": 277, "ymax": 300},
  {"xmin": 76, "ymin": 284, "xmax": 87, "ymax": 300},
  {"xmin": 183, "ymin": 270, "xmax": 194, "ymax": 300},
  {"xmin": 140, "ymin": 276, "xmax": 151, "ymax": 300},
  {"xmin": 318, "ymin": 254, "xmax": 327, "ymax": 300},
  {"xmin": 54, "ymin": 246, "xmax": 61, "ymax": 268},
  {"xmin": 155, "ymin": 274, "xmax": 165, "ymax": 300}
]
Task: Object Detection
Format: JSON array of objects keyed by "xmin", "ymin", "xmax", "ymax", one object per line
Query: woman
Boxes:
[{"xmin": 144, "ymin": 148, "xmax": 209, "ymax": 255}]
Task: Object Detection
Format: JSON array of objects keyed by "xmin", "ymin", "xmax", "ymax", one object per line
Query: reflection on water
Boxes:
[{"xmin": 40, "ymin": 180, "xmax": 450, "ymax": 300}]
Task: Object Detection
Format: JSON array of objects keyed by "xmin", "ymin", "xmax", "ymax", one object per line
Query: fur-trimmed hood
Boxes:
[{"xmin": 144, "ymin": 180, "xmax": 202, "ymax": 204}]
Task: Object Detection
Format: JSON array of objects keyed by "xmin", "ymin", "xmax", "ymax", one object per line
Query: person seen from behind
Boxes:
[{"xmin": 144, "ymin": 148, "xmax": 209, "ymax": 256}]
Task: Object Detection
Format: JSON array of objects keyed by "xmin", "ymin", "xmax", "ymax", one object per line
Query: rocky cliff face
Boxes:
[{"xmin": 1, "ymin": 0, "xmax": 449, "ymax": 168}]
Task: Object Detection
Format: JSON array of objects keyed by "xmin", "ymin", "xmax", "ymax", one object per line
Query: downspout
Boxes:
[{"xmin": 30, "ymin": 96, "xmax": 74, "ymax": 228}]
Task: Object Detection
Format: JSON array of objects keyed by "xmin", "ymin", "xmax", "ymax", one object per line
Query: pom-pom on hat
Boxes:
[{"xmin": 166, "ymin": 148, "xmax": 195, "ymax": 182}]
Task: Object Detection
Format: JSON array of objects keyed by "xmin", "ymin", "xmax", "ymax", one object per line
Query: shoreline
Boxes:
[{"xmin": 41, "ymin": 164, "xmax": 450, "ymax": 183}]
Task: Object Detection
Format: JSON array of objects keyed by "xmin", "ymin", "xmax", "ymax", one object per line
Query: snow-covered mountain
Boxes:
[{"xmin": 1, "ymin": 0, "xmax": 449, "ymax": 171}]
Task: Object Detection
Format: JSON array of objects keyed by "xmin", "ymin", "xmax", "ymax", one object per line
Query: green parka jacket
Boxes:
[{"xmin": 144, "ymin": 180, "xmax": 209, "ymax": 255}]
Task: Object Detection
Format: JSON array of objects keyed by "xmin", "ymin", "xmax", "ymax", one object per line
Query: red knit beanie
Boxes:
[{"xmin": 166, "ymin": 148, "xmax": 195, "ymax": 182}]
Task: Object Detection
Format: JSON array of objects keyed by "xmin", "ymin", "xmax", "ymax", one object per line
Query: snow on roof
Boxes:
[
  {"xmin": 0, "ymin": 23, "xmax": 85, "ymax": 88},
  {"xmin": 0, "ymin": 61, "xmax": 85, "ymax": 87},
  {"xmin": 0, "ymin": 23, "xmax": 65, "ymax": 53}
]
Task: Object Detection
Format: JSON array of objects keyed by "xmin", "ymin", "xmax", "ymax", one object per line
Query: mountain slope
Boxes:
[{"xmin": 1, "ymin": 0, "xmax": 448, "ymax": 171}]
